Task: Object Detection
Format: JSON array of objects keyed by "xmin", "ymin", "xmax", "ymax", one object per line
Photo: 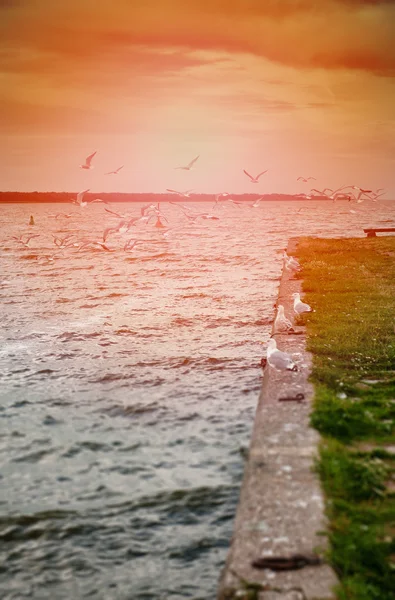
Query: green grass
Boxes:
[{"xmin": 295, "ymin": 237, "xmax": 395, "ymax": 600}]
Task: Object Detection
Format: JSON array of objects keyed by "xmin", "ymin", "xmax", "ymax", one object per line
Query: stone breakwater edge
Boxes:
[{"xmin": 217, "ymin": 237, "xmax": 338, "ymax": 600}]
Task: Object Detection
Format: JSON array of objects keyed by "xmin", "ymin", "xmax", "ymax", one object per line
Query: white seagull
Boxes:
[
  {"xmin": 273, "ymin": 305, "xmax": 294, "ymax": 333},
  {"xmin": 124, "ymin": 239, "xmax": 142, "ymax": 252},
  {"xmin": 292, "ymin": 292, "xmax": 313, "ymax": 315},
  {"xmin": 266, "ymin": 338, "xmax": 298, "ymax": 371},
  {"xmin": 243, "ymin": 169, "xmax": 268, "ymax": 183},
  {"xmin": 198, "ymin": 213, "xmax": 220, "ymax": 220},
  {"xmin": 166, "ymin": 189, "xmax": 194, "ymax": 198},
  {"xmin": 283, "ymin": 252, "xmax": 301, "ymax": 272},
  {"xmin": 297, "ymin": 176, "xmax": 316, "ymax": 183},
  {"xmin": 80, "ymin": 151, "xmax": 97, "ymax": 170},
  {"xmin": 105, "ymin": 165, "xmax": 124, "ymax": 175},
  {"xmin": 103, "ymin": 217, "xmax": 139, "ymax": 242},
  {"xmin": 251, "ymin": 196, "xmax": 263, "ymax": 208},
  {"xmin": 140, "ymin": 203, "xmax": 157, "ymax": 216},
  {"xmin": 72, "ymin": 189, "xmax": 108, "ymax": 207},
  {"xmin": 12, "ymin": 234, "xmax": 40, "ymax": 248},
  {"xmin": 72, "ymin": 188, "xmax": 90, "ymax": 206},
  {"xmin": 175, "ymin": 155, "xmax": 199, "ymax": 170}
]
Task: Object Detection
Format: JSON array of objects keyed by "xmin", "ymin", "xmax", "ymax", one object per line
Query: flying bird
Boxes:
[
  {"xmin": 12, "ymin": 234, "xmax": 40, "ymax": 248},
  {"xmin": 72, "ymin": 189, "xmax": 108, "ymax": 207},
  {"xmin": 78, "ymin": 240, "xmax": 111, "ymax": 252},
  {"xmin": 212, "ymin": 192, "xmax": 230, "ymax": 209},
  {"xmin": 297, "ymin": 176, "xmax": 316, "ymax": 182},
  {"xmin": 105, "ymin": 165, "xmax": 124, "ymax": 175},
  {"xmin": 166, "ymin": 189, "xmax": 194, "ymax": 198},
  {"xmin": 195, "ymin": 212, "xmax": 220, "ymax": 220},
  {"xmin": 175, "ymin": 155, "xmax": 199, "ymax": 170},
  {"xmin": 310, "ymin": 185, "xmax": 349, "ymax": 201},
  {"xmin": 247, "ymin": 196, "xmax": 263, "ymax": 208},
  {"xmin": 181, "ymin": 210, "xmax": 200, "ymax": 223},
  {"xmin": 243, "ymin": 169, "xmax": 268, "ymax": 183},
  {"xmin": 72, "ymin": 188, "xmax": 90, "ymax": 206},
  {"xmin": 283, "ymin": 252, "xmax": 301, "ymax": 272},
  {"xmin": 80, "ymin": 151, "xmax": 97, "ymax": 170},
  {"xmin": 52, "ymin": 234, "xmax": 76, "ymax": 248}
]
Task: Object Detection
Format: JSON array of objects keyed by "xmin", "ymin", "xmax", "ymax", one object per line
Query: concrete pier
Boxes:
[{"xmin": 217, "ymin": 239, "xmax": 338, "ymax": 600}]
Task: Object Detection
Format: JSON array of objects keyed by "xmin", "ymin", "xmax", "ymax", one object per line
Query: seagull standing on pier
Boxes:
[
  {"xmin": 297, "ymin": 176, "xmax": 316, "ymax": 183},
  {"xmin": 166, "ymin": 189, "xmax": 194, "ymax": 198},
  {"xmin": 292, "ymin": 293, "xmax": 313, "ymax": 314},
  {"xmin": 12, "ymin": 234, "xmax": 40, "ymax": 248},
  {"xmin": 273, "ymin": 305, "xmax": 294, "ymax": 333},
  {"xmin": 266, "ymin": 338, "xmax": 298, "ymax": 371}
]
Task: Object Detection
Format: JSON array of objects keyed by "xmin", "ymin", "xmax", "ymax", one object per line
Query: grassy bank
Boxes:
[{"xmin": 295, "ymin": 237, "xmax": 395, "ymax": 600}]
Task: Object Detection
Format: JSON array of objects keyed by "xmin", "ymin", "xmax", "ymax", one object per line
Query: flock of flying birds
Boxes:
[
  {"xmin": 11, "ymin": 149, "xmax": 388, "ymax": 257},
  {"xmin": 8, "ymin": 150, "xmax": 390, "ymax": 368},
  {"xmin": 79, "ymin": 150, "xmax": 387, "ymax": 204}
]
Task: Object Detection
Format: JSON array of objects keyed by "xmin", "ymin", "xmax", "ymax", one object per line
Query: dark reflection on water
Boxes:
[{"xmin": 0, "ymin": 201, "xmax": 394, "ymax": 599}]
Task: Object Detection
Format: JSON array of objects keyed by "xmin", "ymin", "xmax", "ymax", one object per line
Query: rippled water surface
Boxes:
[{"xmin": 1, "ymin": 200, "xmax": 394, "ymax": 599}]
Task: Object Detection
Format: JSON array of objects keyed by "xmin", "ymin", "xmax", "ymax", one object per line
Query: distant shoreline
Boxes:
[{"xmin": 0, "ymin": 192, "xmax": 350, "ymax": 203}]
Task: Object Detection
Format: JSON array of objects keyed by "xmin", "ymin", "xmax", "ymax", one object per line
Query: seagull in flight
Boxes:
[
  {"xmin": 49, "ymin": 213, "xmax": 73, "ymax": 220},
  {"xmin": 104, "ymin": 207, "xmax": 131, "ymax": 219},
  {"xmin": 169, "ymin": 200, "xmax": 192, "ymax": 211},
  {"xmin": 226, "ymin": 198, "xmax": 246, "ymax": 208},
  {"xmin": 247, "ymin": 196, "xmax": 263, "ymax": 208},
  {"xmin": 181, "ymin": 210, "xmax": 200, "ymax": 223},
  {"xmin": 196, "ymin": 212, "xmax": 220, "ymax": 220},
  {"xmin": 78, "ymin": 240, "xmax": 111, "ymax": 252},
  {"xmin": 52, "ymin": 234, "xmax": 76, "ymax": 248},
  {"xmin": 72, "ymin": 189, "xmax": 90, "ymax": 206},
  {"xmin": 212, "ymin": 192, "xmax": 230, "ymax": 209},
  {"xmin": 124, "ymin": 239, "xmax": 142, "ymax": 252},
  {"xmin": 72, "ymin": 189, "xmax": 108, "ymax": 207},
  {"xmin": 80, "ymin": 151, "xmax": 97, "ymax": 170},
  {"xmin": 297, "ymin": 176, "xmax": 316, "ymax": 182},
  {"xmin": 12, "ymin": 234, "xmax": 40, "ymax": 248},
  {"xmin": 166, "ymin": 189, "xmax": 194, "ymax": 198},
  {"xmin": 310, "ymin": 186, "xmax": 351, "ymax": 202},
  {"xmin": 103, "ymin": 221, "xmax": 130, "ymax": 242},
  {"xmin": 105, "ymin": 165, "xmax": 124, "ymax": 175},
  {"xmin": 175, "ymin": 155, "xmax": 199, "ymax": 171},
  {"xmin": 243, "ymin": 169, "xmax": 268, "ymax": 183}
]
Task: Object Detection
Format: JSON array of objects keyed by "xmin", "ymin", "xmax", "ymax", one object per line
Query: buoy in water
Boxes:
[
  {"xmin": 155, "ymin": 217, "xmax": 165, "ymax": 228},
  {"xmin": 29, "ymin": 215, "xmax": 35, "ymax": 226}
]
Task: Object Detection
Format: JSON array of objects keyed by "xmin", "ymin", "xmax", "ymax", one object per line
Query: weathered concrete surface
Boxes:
[{"xmin": 217, "ymin": 238, "xmax": 338, "ymax": 600}]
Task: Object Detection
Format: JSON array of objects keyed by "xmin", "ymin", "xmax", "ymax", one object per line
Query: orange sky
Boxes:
[{"xmin": 1, "ymin": 1, "xmax": 394, "ymax": 195}]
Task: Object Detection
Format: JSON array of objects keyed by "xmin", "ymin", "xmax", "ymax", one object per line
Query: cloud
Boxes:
[
  {"xmin": 1, "ymin": 1, "xmax": 395, "ymax": 76},
  {"xmin": 0, "ymin": 96, "xmax": 108, "ymax": 133},
  {"xmin": 0, "ymin": 0, "xmax": 394, "ymax": 141}
]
